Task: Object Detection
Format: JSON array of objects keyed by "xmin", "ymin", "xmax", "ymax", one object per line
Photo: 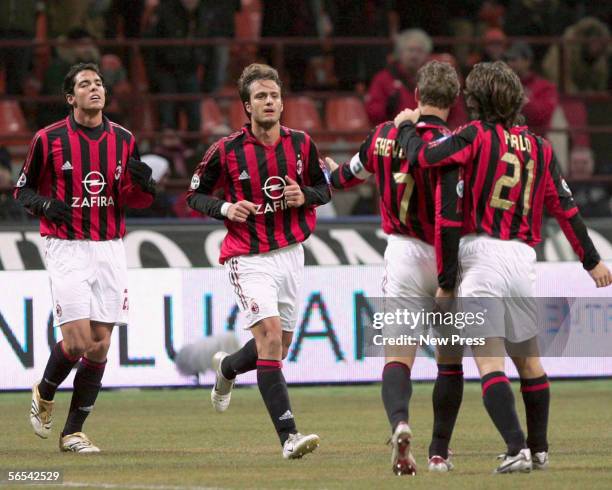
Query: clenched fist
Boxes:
[{"xmin": 227, "ymin": 200, "xmax": 257, "ymax": 222}]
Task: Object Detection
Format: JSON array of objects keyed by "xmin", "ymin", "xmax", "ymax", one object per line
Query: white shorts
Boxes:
[
  {"xmin": 457, "ymin": 235, "xmax": 537, "ymax": 343},
  {"xmin": 45, "ymin": 237, "xmax": 129, "ymax": 327},
  {"xmin": 382, "ymin": 234, "xmax": 437, "ymax": 298},
  {"xmin": 382, "ymin": 235, "xmax": 437, "ymax": 336},
  {"xmin": 225, "ymin": 244, "xmax": 304, "ymax": 332}
]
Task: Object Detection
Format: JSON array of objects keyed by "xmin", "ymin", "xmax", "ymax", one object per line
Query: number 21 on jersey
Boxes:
[{"xmin": 490, "ymin": 152, "xmax": 535, "ymax": 215}]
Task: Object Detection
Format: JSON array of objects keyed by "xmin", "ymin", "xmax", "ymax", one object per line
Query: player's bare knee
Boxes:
[
  {"xmin": 63, "ymin": 341, "xmax": 87, "ymax": 359},
  {"xmin": 88, "ymin": 338, "xmax": 111, "ymax": 358},
  {"xmin": 263, "ymin": 334, "xmax": 282, "ymax": 353},
  {"xmin": 512, "ymin": 356, "xmax": 545, "ymax": 378}
]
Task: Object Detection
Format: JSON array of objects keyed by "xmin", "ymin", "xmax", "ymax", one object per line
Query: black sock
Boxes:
[
  {"xmin": 381, "ymin": 362, "xmax": 412, "ymax": 433},
  {"xmin": 521, "ymin": 375, "xmax": 550, "ymax": 453},
  {"xmin": 62, "ymin": 357, "xmax": 106, "ymax": 436},
  {"xmin": 256, "ymin": 359, "xmax": 297, "ymax": 446},
  {"xmin": 221, "ymin": 338, "xmax": 258, "ymax": 380},
  {"xmin": 481, "ymin": 371, "xmax": 526, "ymax": 456},
  {"xmin": 429, "ymin": 364, "xmax": 464, "ymax": 459},
  {"xmin": 38, "ymin": 341, "xmax": 80, "ymax": 401}
]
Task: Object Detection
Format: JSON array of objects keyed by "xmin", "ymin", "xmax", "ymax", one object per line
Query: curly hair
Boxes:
[
  {"xmin": 464, "ymin": 61, "xmax": 524, "ymax": 128},
  {"xmin": 417, "ymin": 60, "xmax": 460, "ymax": 109}
]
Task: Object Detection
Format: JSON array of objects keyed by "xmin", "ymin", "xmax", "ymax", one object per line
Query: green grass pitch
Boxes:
[{"xmin": 1, "ymin": 380, "xmax": 611, "ymax": 489}]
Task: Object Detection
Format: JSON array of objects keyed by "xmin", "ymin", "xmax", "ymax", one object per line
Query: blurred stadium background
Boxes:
[{"xmin": 0, "ymin": 1, "xmax": 611, "ymax": 487}]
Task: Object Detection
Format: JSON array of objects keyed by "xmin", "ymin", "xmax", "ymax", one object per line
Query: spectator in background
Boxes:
[
  {"xmin": 0, "ymin": 0, "xmax": 39, "ymax": 95},
  {"xmin": 0, "ymin": 147, "xmax": 28, "ymax": 222},
  {"xmin": 260, "ymin": 0, "xmax": 320, "ymax": 91},
  {"xmin": 505, "ymin": 42, "xmax": 558, "ymax": 136},
  {"xmin": 465, "ymin": 28, "xmax": 507, "ymax": 75},
  {"xmin": 201, "ymin": 0, "xmax": 240, "ymax": 93},
  {"xmin": 480, "ymin": 28, "xmax": 507, "ymax": 63},
  {"xmin": 543, "ymin": 17, "xmax": 610, "ymax": 94},
  {"xmin": 146, "ymin": 0, "xmax": 205, "ymax": 132},
  {"xmin": 504, "ymin": 0, "xmax": 575, "ymax": 70},
  {"xmin": 105, "ymin": 0, "xmax": 147, "ymax": 38},
  {"xmin": 46, "ymin": 0, "xmax": 112, "ymax": 39},
  {"xmin": 128, "ymin": 154, "xmax": 177, "ymax": 217},
  {"xmin": 567, "ymin": 147, "xmax": 612, "ymax": 218},
  {"xmin": 99, "ymin": 54, "xmax": 132, "ymax": 124},
  {"xmin": 38, "ymin": 28, "xmax": 101, "ymax": 127},
  {"xmin": 152, "ymin": 129, "xmax": 196, "ymax": 178},
  {"xmin": 325, "ymin": 0, "xmax": 398, "ymax": 90},
  {"xmin": 366, "ymin": 29, "xmax": 466, "ymax": 128}
]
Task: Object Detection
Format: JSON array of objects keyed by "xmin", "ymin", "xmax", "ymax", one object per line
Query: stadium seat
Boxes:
[
  {"xmin": 560, "ymin": 98, "xmax": 590, "ymax": 148},
  {"xmin": 282, "ymin": 97, "xmax": 322, "ymax": 134},
  {"xmin": 0, "ymin": 101, "xmax": 29, "ymax": 145},
  {"xmin": 325, "ymin": 96, "xmax": 369, "ymax": 133},
  {"xmin": 130, "ymin": 51, "xmax": 149, "ymax": 93},
  {"xmin": 235, "ymin": 9, "xmax": 261, "ymax": 40},
  {"xmin": 230, "ymin": 98, "xmax": 248, "ymax": 131},
  {"xmin": 200, "ymin": 98, "xmax": 229, "ymax": 135}
]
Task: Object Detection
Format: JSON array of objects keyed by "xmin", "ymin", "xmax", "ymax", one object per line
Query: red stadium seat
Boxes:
[
  {"xmin": 130, "ymin": 51, "xmax": 149, "ymax": 93},
  {"xmin": 230, "ymin": 98, "xmax": 249, "ymax": 131},
  {"xmin": 560, "ymin": 98, "xmax": 590, "ymax": 148},
  {"xmin": 200, "ymin": 98, "xmax": 227, "ymax": 135},
  {"xmin": 282, "ymin": 96, "xmax": 322, "ymax": 133},
  {"xmin": 325, "ymin": 96, "xmax": 369, "ymax": 133},
  {"xmin": 0, "ymin": 101, "xmax": 29, "ymax": 144},
  {"xmin": 235, "ymin": 10, "xmax": 261, "ymax": 40}
]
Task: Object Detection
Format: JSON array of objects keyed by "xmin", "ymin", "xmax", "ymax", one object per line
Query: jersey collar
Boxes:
[
  {"xmin": 242, "ymin": 123, "xmax": 290, "ymax": 145},
  {"xmin": 67, "ymin": 113, "xmax": 112, "ymax": 136},
  {"xmin": 416, "ymin": 114, "xmax": 449, "ymax": 129}
]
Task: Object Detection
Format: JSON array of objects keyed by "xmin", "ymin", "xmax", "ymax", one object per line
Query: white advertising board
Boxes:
[{"xmin": 1, "ymin": 263, "xmax": 610, "ymax": 390}]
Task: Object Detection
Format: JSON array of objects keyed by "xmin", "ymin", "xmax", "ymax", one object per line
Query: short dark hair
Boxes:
[
  {"xmin": 237, "ymin": 63, "xmax": 282, "ymax": 110},
  {"xmin": 417, "ymin": 61, "xmax": 460, "ymax": 109},
  {"xmin": 464, "ymin": 61, "xmax": 524, "ymax": 128},
  {"xmin": 62, "ymin": 62, "xmax": 105, "ymax": 98}
]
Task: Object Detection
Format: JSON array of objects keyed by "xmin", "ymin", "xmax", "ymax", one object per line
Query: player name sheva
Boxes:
[{"xmin": 373, "ymin": 334, "xmax": 485, "ymax": 346}]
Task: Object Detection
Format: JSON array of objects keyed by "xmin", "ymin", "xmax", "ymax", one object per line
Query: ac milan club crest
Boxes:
[
  {"xmin": 296, "ymin": 153, "xmax": 303, "ymax": 176},
  {"xmin": 250, "ymin": 301, "xmax": 260, "ymax": 315},
  {"xmin": 56, "ymin": 303, "xmax": 62, "ymax": 318}
]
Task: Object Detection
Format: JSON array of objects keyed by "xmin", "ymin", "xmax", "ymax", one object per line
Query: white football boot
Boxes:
[
  {"xmin": 428, "ymin": 454, "xmax": 454, "ymax": 472},
  {"xmin": 59, "ymin": 432, "xmax": 100, "ymax": 453},
  {"xmin": 30, "ymin": 382, "xmax": 54, "ymax": 439},
  {"xmin": 282, "ymin": 433, "xmax": 320, "ymax": 459},
  {"xmin": 210, "ymin": 351, "xmax": 235, "ymax": 413},
  {"xmin": 495, "ymin": 448, "xmax": 532, "ymax": 474},
  {"xmin": 390, "ymin": 422, "xmax": 417, "ymax": 475},
  {"xmin": 532, "ymin": 451, "xmax": 549, "ymax": 470}
]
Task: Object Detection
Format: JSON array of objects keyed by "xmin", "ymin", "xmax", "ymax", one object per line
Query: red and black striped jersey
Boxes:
[
  {"xmin": 330, "ymin": 117, "xmax": 463, "ymax": 288},
  {"xmin": 13, "ymin": 114, "xmax": 154, "ymax": 240},
  {"xmin": 186, "ymin": 124, "xmax": 331, "ymax": 264},
  {"xmin": 398, "ymin": 119, "xmax": 601, "ymax": 272}
]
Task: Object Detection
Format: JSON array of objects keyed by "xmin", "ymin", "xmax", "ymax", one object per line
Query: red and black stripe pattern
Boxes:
[
  {"xmin": 14, "ymin": 114, "xmax": 153, "ymax": 240},
  {"xmin": 331, "ymin": 118, "xmax": 458, "ymax": 246},
  {"xmin": 186, "ymin": 125, "xmax": 330, "ymax": 263},
  {"xmin": 398, "ymin": 120, "xmax": 600, "ymax": 273}
]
